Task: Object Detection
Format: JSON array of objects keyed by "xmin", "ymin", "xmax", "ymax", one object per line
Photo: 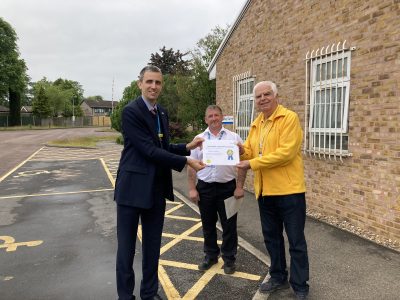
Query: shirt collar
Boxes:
[
  {"xmin": 204, "ymin": 126, "xmax": 226, "ymax": 137},
  {"xmin": 142, "ymin": 96, "xmax": 157, "ymax": 111}
]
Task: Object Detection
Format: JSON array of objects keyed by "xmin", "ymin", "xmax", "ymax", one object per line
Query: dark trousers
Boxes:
[
  {"xmin": 197, "ymin": 179, "xmax": 237, "ymax": 263},
  {"xmin": 258, "ymin": 193, "xmax": 309, "ymax": 293},
  {"xmin": 116, "ymin": 196, "xmax": 166, "ymax": 300}
]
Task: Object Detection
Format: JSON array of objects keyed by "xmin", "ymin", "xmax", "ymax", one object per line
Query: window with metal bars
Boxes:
[
  {"xmin": 304, "ymin": 42, "xmax": 354, "ymax": 160},
  {"xmin": 233, "ymin": 74, "xmax": 255, "ymax": 141}
]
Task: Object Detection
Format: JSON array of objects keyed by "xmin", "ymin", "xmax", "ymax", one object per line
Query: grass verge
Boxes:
[{"xmin": 47, "ymin": 135, "xmax": 118, "ymax": 148}]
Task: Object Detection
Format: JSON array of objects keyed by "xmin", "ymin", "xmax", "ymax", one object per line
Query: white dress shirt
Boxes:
[{"xmin": 189, "ymin": 127, "xmax": 243, "ymax": 183}]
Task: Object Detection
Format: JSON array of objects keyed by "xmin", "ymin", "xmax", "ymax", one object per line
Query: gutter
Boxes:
[{"xmin": 207, "ymin": 0, "xmax": 252, "ymax": 79}]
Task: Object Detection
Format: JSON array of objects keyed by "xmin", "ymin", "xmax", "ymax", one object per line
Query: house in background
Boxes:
[
  {"xmin": 0, "ymin": 105, "xmax": 9, "ymax": 116},
  {"xmin": 0, "ymin": 105, "xmax": 32, "ymax": 116},
  {"xmin": 20, "ymin": 106, "xmax": 33, "ymax": 115},
  {"xmin": 80, "ymin": 99, "xmax": 115, "ymax": 117},
  {"xmin": 208, "ymin": 0, "xmax": 399, "ymax": 244}
]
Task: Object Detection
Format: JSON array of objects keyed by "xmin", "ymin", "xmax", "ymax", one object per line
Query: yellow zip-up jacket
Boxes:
[{"xmin": 240, "ymin": 104, "xmax": 306, "ymax": 198}]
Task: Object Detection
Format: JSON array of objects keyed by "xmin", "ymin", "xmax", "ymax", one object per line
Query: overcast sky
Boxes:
[{"xmin": 1, "ymin": 0, "xmax": 245, "ymax": 101}]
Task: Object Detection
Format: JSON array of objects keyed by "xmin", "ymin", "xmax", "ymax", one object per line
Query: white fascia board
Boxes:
[{"xmin": 207, "ymin": 0, "xmax": 252, "ymax": 76}]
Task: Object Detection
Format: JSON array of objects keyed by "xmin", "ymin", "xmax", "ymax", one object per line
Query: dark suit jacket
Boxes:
[{"xmin": 114, "ymin": 97, "xmax": 189, "ymax": 208}]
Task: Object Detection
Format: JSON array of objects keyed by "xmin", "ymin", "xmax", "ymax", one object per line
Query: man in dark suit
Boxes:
[{"xmin": 114, "ymin": 65, "xmax": 205, "ymax": 300}]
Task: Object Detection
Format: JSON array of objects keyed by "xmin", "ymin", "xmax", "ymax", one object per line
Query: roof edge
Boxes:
[{"xmin": 207, "ymin": 0, "xmax": 252, "ymax": 75}]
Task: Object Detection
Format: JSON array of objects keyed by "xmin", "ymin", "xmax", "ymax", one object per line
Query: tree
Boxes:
[
  {"xmin": 53, "ymin": 78, "xmax": 84, "ymax": 116},
  {"xmin": 110, "ymin": 81, "xmax": 141, "ymax": 132},
  {"xmin": 31, "ymin": 77, "xmax": 83, "ymax": 117},
  {"xmin": 32, "ymin": 86, "xmax": 51, "ymax": 118},
  {"xmin": 0, "ymin": 17, "xmax": 29, "ymax": 125},
  {"xmin": 176, "ymin": 25, "xmax": 229, "ymax": 130},
  {"xmin": 86, "ymin": 95, "xmax": 103, "ymax": 101},
  {"xmin": 149, "ymin": 46, "xmax": 189, "ymax": 75},
  {"xmin": 114, "ymin": 25, "xmax": 229, "ymax": 133},
  {"xmin": 195, "ymin": 25, "xmax": 228, "ymax": 66}
]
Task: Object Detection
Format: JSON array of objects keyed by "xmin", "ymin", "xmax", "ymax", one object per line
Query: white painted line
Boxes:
[
  {"xmin": 0, "ymin": 188, "xmax": 114, "ymax": 200},
  {"xmin": 0, "ymin": 147, "xmax": 44, "ymax": 183}
]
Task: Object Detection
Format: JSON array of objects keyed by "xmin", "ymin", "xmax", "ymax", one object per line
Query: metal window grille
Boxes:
[
  {"xmin": 233, "ymin": 72, "xmax": 255, "ymax": 140},
  {"xmin": 304, "ymin": 41, "xmax": 355, "ymax": 161}
]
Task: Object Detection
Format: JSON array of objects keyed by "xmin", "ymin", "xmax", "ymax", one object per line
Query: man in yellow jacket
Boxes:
[{"xmin": 237, "ymin": 81, "xmax": 309, "ymax": 300}]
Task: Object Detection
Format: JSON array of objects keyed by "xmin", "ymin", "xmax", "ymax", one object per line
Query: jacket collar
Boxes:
[{"xmin": 251, "ymin": 105, "xmax": 287, "ymax": 128}]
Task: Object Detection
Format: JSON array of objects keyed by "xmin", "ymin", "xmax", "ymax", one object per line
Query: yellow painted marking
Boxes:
[
  {"xmin": 166, "ymin": 200, "xmax": 181, "ymax": 205},
  {"xmin": 182, "ymin": 260, "xmax": 224, "ymax": 299},
  {"xmin": 0, "ymin": 236, "xmax": 43, "ymax": 252},
  {"xmin": 165, "ymin": 215, "xmax": 201, "ymax": 222},
  {"xmin": 162, "ymin": 233, "xmax": 204, "ymax": 243},
  {"xmin": 31, "ymin": 157, "xmax": 99, "ymax": 161},
  {"xmin": 100, "ymin": 158, "xmax": 115, "ymax": 188},
  {"xmin": 158, "ymin": 264, "xmax": 181, "ymax": 299},
  {"xmin": 159, "ymin": 259, "xmax": 199, "ymax": 271},
  {"xmin": 160, "ymin": 222, "xmax": 203, "ymax": 255},
  {"xmin": 126, "ymin": 196, "xmax": 262, "ymax": 299},
  {"xmin": 0, "ymin": 147, "xmax": 43, "ymax": 183},
  {"xmin": 0, "ymin": 188, "xmax": 114, "ymax": 200},
  {"xmin": 165, "ymin": 203, "xmax": 185, "ymax": 215},
  {"xmin": 161, "ymin": 258, "xmax": 259, "ymax": 280},
  {"xmin": 162, "ymin": 233, "xmax": 222, "ymax": 245}
]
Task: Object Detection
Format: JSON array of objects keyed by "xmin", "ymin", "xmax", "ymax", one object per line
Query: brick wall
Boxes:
[{"xmin": 215, "ymin": 0, "xmax": 400, "ymax": 241}]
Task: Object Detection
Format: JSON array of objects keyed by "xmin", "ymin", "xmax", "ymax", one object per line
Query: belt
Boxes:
[{"xmin": 198, "ymin": 179, "xmax": 236, "ymax": 185}]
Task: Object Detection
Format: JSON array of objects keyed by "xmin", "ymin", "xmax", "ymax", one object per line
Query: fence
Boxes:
[{"xmin": 0, "ymin": 115, "xmax": 111, "ymax": 128}]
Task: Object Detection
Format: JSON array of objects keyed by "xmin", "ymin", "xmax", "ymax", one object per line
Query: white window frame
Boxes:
[
  {"xmin": 304, "ymin": 42, "xmax": 354, "ymax": 160},
  {"xmin": 233, "ymin": 72, "xmax": 255, "ymax": 141}
]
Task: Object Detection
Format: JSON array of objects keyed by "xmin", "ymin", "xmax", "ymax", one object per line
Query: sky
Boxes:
[{"xmin": 0, "ymin": 0, "xmax": 245, "ymax": 101}]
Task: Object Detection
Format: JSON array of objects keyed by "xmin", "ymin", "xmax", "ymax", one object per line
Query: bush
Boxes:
[{"xmin": 116, "ymin": 134, "xmax": 124, "ymax": 145}]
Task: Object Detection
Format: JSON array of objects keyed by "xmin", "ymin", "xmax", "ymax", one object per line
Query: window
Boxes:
[
  {"xmin": 233, "ymin": 72, "xmax": 255, "ymax": 140},
  {"xmin": 304, "ymin": 43, "xmax": 353, "ymax": 160}
]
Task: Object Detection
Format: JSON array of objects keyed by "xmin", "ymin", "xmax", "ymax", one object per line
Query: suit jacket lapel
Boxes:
[{"xmin": 137, "ymin": 97, "xmax": 158, "ymax": 142}]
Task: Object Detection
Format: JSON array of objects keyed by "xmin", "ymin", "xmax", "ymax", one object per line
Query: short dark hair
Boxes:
[
  {"xmin": 138, "ymin": 65, "xmax": 162, "ymax": 81},
  {"xmin": 205, "ymin": 105, "xmax": 223, "ymax": 116}
]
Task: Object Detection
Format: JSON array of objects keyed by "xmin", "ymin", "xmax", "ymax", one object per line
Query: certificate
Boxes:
[
  {"xmin": 202, "ymin": 140, "xmax": 239, "ymax": 165},
  {"xmin": 224, "ymin": 196, "xmax": 244, "ymax": 219}
]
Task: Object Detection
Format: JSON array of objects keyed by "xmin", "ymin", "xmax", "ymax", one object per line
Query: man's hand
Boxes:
[
  {"xmin": 233, "ymin": 186, "xmax": 244, "ymax": 199},
  {"xmin": 187, "ymin": 158, "xmax": 205, "ymax": 171},
  {"xmin": 236, "ymin": 160, "xmax": 251, "ymax": 170},
  {"xmin": 186, "ymin": 137, "xmax": 204, "ymax": 151},
  {"xmin": 189, "ymin": 189, "xmax": 200, "ymax": 205}
]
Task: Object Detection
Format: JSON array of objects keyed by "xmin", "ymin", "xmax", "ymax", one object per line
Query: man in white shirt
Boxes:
[{"xmin": 187, "ymin": 105, "xmax": 247, "ymax": 274}]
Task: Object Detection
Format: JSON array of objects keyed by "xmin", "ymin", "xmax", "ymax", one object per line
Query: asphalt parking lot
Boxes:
[
  {"xmin": 0, "ymin": 138, "xmax": 268, "ymax": 300},
  {"xmin": 1, "ymin": 129, "xmax": 399, "ymax": 300}
]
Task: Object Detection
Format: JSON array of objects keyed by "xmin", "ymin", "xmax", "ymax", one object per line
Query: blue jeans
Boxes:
[{"xmin": 258, "ymin": 193, "xmax": 309, "ymax": 293}]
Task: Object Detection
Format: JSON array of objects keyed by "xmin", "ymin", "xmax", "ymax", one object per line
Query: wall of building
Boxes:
[
  {"xmin": 215, "ymin": 0, "xmax": 399, "ymax": 241},
  {"xmin": 80, "ymin": 102, "xmax": 93, "ymax": 116}
]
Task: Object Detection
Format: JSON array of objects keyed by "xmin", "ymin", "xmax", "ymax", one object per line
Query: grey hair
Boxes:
[
  {"xmin": 253, "ymin": 81, "xmax": 278, "ymax": 97},
  {"xmin": 138, "ymin": 65, "xmax": 162, "ymax": 81},
  {"xmin": 205, "ymin": 104, "xmax": 223, "ymax": 116}
]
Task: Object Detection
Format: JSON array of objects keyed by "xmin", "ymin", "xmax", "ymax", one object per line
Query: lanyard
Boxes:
[
  {"xmin": 207, "ymin": 131, "xmax": 224, "ymax": 140},
  {"xmin": 155, "ymin": 110, "xmax": 163, "ymax": 142},
  {"xmin": 259, "ymin": 121, "xmax": 268, "ymax": 157}
]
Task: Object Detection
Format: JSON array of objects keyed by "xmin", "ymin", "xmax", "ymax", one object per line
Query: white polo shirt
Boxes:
[{"xmin": 189, "ymin": 127, "xmax": 243, "ymax": 183}]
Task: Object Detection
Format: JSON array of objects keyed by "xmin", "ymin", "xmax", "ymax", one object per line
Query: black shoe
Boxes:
[
  {"xmin": 259, "ymin": 278, "xmax": 290, "ymax": 293},
  {"xmin": 223, "ymin": 261, "xmax": 236, "ymax": 274},
  {"xmin": 198, "ymin": 258, "xmax": 218, "ymax": 271},
  {"xmin": 295, "ymin": 291, "xmax": 309, "ymax": 300}
]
